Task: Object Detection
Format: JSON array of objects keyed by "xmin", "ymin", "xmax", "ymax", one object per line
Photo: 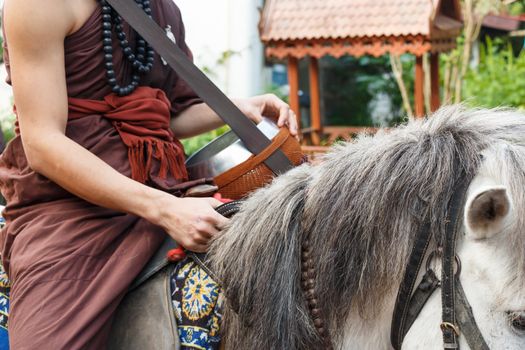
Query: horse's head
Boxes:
[
  {"xmin": 406, "ymin": 146, "xmax": 525, "ymax": 349},
  {"xmin": 460, "ymin": 148, "xmax": 525, "ymax": 348}
]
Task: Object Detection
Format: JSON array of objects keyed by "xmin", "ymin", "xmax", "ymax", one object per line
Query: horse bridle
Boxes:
[{"xmin": 389, "ymin": 166, "xmax": 490, "ymax": 350}]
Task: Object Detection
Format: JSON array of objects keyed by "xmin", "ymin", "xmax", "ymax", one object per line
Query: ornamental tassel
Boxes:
[
  {"xmin": 151, "ymin": 140, "xmax": 188, "ymax": 181},
  {"xmin": 156, "ymin": 141, "xmax": 168, "ymax": 179},
  {"xmin": 128, "ymin": 138, "xmax": 188, "ymax": 183},
  {"xmin": 164, "ymin": 142, "xmax": 188, "ymax": 181},
  {"xmin": 129, "ymin": 140, "xmax": 147, "ymax": 184},
  {"xmin": 144, "ymin": 140, "xmax": 154, "ymax": 179}
]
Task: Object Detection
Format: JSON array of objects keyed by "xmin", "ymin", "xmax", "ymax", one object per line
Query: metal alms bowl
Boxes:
[{"xmin": 185, "ymin": 118, "xmax": 280, "ymax": 180}]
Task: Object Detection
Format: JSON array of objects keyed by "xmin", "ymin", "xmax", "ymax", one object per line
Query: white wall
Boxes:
[{"xmin": 176, "ymin": 0, "xmax": 266, "ymax": 97}]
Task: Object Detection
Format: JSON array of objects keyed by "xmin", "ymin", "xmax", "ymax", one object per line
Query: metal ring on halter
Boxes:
[
  {"xmin": 425, "ymin": 250, "xmax": 462, "ymax": 277},
  {"xmin": 440, "ymin": 322, "xmax": 460, "ymax": 336}
]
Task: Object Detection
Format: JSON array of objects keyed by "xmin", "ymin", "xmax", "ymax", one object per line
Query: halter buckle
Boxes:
[{"xmin": 440, "ymin": 322, "xmax": 460, "ymax": 336}]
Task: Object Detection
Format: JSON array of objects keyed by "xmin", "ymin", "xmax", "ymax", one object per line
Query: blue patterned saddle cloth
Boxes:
[
  {"xmin": 171, "ymin": 258, "xmax": 223, "ymax": 350},
  {"xmin": 0, "ymin": 214, "xmax": 9, "ymax": 350},
  {"xmin": 0, "ymin": 250, "xmax": 9, "ymax": 350}
]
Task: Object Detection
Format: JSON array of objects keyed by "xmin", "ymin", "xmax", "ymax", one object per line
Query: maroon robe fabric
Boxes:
[
  {"xmin": 0, "ymin": 1, "xmax": 201, "ymax": 348},
  {"xmin": 68, "ymin": 87, "xmax": 189, "ymax": 183}
]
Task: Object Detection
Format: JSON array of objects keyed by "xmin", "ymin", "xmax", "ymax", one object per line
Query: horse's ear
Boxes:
[{"xmin": 465, "ymin": 186, "xmax": 511, "ymax": 240}]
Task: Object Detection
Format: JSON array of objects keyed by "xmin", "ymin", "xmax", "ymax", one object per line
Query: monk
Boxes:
[{"xmin": 0, "ymin": 0, "xmax": 298, "ymax": 348}]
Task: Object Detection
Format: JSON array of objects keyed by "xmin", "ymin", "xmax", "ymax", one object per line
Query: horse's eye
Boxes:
[{"xmin": 508, "ymin": 311, "xmax": 525, "ymax": 334}]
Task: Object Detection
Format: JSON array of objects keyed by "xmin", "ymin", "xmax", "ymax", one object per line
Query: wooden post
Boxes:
[
  {"xmin": 308, "ymin": 57, "xmax": 321, "ymax": 145},
  {"xmin": 430, "ymin": 52, "xmax": 440, "ymax": 112},
  {"xmin": 287, "ymin": 57, "xmax": 301, "ymax": 129},
  {"xmin": 414, "ymin": 55, "xmax": 425, "ymax": 118}
]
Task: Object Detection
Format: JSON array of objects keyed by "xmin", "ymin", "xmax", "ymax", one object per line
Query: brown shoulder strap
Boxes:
[{"xmin": 105, "ymin": 0, "xmax": 294, "ymax": 175}]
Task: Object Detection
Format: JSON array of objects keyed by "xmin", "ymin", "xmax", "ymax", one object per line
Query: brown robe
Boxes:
[{"xmin": 0, "ymin": 1, "xmax": 201, "ymax": 348}]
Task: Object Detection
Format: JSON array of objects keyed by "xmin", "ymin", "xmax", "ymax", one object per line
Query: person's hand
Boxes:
[
  {"xmin": 154, "ymin": 195, "xmax": 229, "ymax": 252},
  {"xmin": 234, "ymin": 94, "xmax": 299, "ymax": 139}
]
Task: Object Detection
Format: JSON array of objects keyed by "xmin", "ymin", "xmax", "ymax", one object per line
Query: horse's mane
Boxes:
[{"xmin": 209, "ymin": 105, "xmax": 525, "ymax": 349}]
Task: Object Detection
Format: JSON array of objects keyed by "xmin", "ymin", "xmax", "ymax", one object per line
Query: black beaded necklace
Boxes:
[{"xmin": 99, "ymin": 0, "xmax": 155, "ymax": 96}]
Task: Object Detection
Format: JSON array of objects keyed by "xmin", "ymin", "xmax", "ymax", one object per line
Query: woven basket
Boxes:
[{"xmin": 213, "ymin": 128, "xmax": 304, "ymax": 200}]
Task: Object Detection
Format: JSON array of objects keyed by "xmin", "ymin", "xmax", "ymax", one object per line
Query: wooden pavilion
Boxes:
[{"xmin": 259, "ymin": 0, "xmax": 463, "ymax": 145}]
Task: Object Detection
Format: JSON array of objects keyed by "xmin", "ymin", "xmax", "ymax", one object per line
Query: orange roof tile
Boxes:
[{"xmin": 260, "ymin": 0, "xmax": 462, "ymax": 43}]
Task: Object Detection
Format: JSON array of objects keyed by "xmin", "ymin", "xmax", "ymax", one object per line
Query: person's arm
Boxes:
[
  {"xmin": 4, "ymin": 0, "xmax": 226, "ymax": 252},
  {"xmin": 171, "ymin": 95, "xmax": 300, "ymax": 139}
]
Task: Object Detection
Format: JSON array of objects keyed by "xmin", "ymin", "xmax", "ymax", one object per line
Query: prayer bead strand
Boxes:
[{"xmin": 99, "ymin": 0, "xmax": 155, "ymax": 96}]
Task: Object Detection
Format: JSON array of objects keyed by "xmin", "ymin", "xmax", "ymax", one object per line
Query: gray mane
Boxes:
[{"xmin": 209, "ymin": 105, "xmax": 525, "ymax": 349}]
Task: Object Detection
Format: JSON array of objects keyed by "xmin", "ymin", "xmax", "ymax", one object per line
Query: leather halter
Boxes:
[{"xmin": 390, "ymin": 164, "xmax": 489, "ymax": 350}]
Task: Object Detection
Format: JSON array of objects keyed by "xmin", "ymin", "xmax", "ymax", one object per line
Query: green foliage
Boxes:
[
  {"xmin": 264, "ymin": 84, "xmax": 289, "ymax": 103},
  {"xmin": 0, "ymin": 17, "xmax": 3, "ymax": 63},
  {"xmin": 508, "ymin": 0, "xmax": 525, "ymax": 15},
  {"xmin": 320, "ymin": 55, "xmax": 412, "ymax": 127},
  {"xmin": 181, "ymin": 125, "xmax": 230, "ymax": 157},
  {"xmin": 0, "ymin": 110, "xmax": 15, "ymax": 143},
  {"xmin": 200, "ymin": 50, "xmax": 239, "ymax": 77},
  {"xmin": 0, "ymin": 95, "xmax": 15, "ymax": 144},
  {"xmin": 463, "ymin": 37, "xmax": 525, "ymax": 109}
]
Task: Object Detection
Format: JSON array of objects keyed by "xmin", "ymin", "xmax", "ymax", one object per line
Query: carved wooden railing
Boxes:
[{"xmin": 301, "ymin": 125, "xmax": 379, "ymax": 145}]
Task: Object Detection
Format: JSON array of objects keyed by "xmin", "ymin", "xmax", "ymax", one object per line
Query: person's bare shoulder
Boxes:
[{"xmin": 4, "ymin": 0, "xmax": 76, "ymax": 54}]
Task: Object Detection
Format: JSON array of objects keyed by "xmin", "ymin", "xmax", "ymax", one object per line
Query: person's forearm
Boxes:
[
  {"xmin": 171, "ymin": 94, "xmax": 298, "ymax": 140},
  {"xmin": 25, "ymin": 131, "xmax": 171, "ymax": 224},
  {"xmin": 171, "ymin": 103, "xmax": 225, "ymax": 139}
]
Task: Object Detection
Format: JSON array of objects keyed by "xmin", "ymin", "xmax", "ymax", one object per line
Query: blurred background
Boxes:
[{"xmin": 0, "ymin": 0, "xmax": 524, "ymax": 154}]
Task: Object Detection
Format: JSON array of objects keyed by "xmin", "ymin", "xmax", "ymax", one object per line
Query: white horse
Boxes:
[{"xmin": 208, "ymin": 106, "xmax": 525, "ymax": 349}]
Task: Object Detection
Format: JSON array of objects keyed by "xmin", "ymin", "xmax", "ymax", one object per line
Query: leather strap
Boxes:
[
  {"xmin": 391, "ymin": 219, "xmax": 433, "ymax": 349},
  {"xmin": 440, "ymin": 172, "xmax": 472, "ymax": 349},
  {"xmin": 105, "ymin": 0, "xmax": 294, "ymax": 175},
  {"xmin": 213, "ymin": 200, "xmax": 244, "ymax": 218},
  {"xmin": 391, "ymin": 161, "xmax": 481, "ymax": 350},
  {"xmin": 455, "ymin": 279, "xmax": 490, "ymax": 350},
  {"xmin": 214, "ymin": 128, "xmax": 291, "ymax": 188},
  {"xmin": 401, "ymin": 269, "xmax": 441, "ymax": 341}
]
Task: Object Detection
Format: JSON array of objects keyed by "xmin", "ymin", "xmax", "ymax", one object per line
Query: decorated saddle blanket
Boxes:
[
  {"xmin": 171, "ymin": 258, "xmax": 224, "ymax": 350},
  {"xmin": 0, "ymin": 215, "xmax": 9, "ymax": 350},
  {"xmin": 0, "ymin": 256, "xmax": 222, "ymax": 350},
  {"xmin": 0, "ymin": 265, "xmax": 8, "ymax": 350}
]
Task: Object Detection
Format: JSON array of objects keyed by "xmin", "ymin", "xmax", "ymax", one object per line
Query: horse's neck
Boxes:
[
  {"xmin": 339, "ymin": 289, "xmax": 397, "ymax": 349},
  {"xmin": 338, "ymin": 273, "xmax": 443, "ymax": 349}
]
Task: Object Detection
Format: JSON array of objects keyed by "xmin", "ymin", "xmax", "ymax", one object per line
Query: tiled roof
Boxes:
[
  {"xmin": 260, "ymin": 0, "xmax": 461, "ymax": 42},
  {"xmin": 482, "ymin": 14, "xmax": 525, "ymax": 32}
]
